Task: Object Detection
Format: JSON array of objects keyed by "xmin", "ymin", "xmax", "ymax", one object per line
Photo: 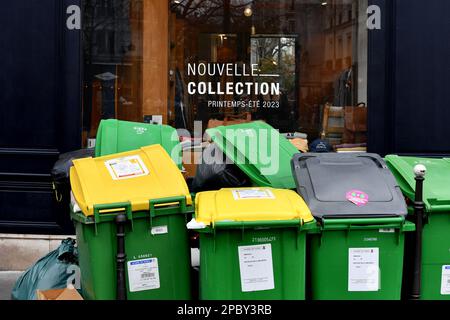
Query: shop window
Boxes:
[
  {"xmin": 81, "ymin": 0, "xmax": 369, "ymax": 151},
  {"xmin": 82, "ymin": 0, "xmax": 141, "ymax": 144}
]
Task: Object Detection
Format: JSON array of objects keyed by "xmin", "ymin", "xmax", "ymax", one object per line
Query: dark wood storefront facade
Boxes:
[{"xmin": 0, "ymin": 0, "xmax": 449, "ymax": 235}]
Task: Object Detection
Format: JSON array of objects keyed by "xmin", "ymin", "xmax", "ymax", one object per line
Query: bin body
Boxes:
[
  {"xmin": 73, "ymin": 210, "xmax": 191, "ymax": 300},
  {"xmin": 192, "ymin": 188, "xmax": 315, "ymax": 300},
  {"xmin": 386, "ymin": 155, "xmax": 450, "ymax": 300},
  {"xmin": 206, "ymin": 121, "xmax": 299, "ymax": 189},
  {"xmin": 70, "ymin": 145, "xmax": 193, "ymax": 300},
  {"xmin": 292, "ymin": 153, "xmax": 412, "ymax": 300},
  {"xmin": 199, "ymin": 227, "xmax": 308, "ymax": 300},
  {"xmin": 308, "ymin": 219, "xmax": 411, "ymax": 300},
  {"xmin": 95, "ymin": 119, "xmax": 181, "ymax": 168}
]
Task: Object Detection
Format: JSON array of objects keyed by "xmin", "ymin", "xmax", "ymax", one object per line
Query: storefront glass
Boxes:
[{"xmin": 82, "ymin": 0, "xmax": 368, "ymax": 148}]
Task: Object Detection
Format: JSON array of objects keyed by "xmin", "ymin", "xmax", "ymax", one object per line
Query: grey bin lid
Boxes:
[{"xmin": 291, "ymin": 153, "xmax": 408, "ymax": 219}]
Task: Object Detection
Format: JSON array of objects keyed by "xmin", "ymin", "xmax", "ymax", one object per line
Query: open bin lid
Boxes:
[
  {"xmin": 70, "ymin": 144, "xmax": 192, "ymax": 217},
  {"xmin": 291, "ymin": 153, "xmax": 408, "ymax": 219},
  {"xmin": 95, "ymin": 119, "xmax": 182, "ymax": 168},
  {"xmin": 385, "ymin": 155, "xmax": 450, "ymax": 212},
  {"xmin": 194, "ymin": 187, "xmax": 314, "ymax": 227},
  {"xmin": 206, "ymin": 121, "xmax": 299, "ymax": 189}
]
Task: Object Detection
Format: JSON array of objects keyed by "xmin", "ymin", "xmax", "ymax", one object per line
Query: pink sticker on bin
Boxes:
[{"xmin": 346, "ymin": 190, "xmax": 369, "ymax": 207}]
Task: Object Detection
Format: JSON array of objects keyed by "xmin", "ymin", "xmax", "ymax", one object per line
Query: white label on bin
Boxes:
[
  {"xmin": 232, "ymin": 189, "xmax": 275, "ymax": 200},
  {"xmin": 348, "ymin": 248, "xmax": 379, "ymax": 292},
  {"xmin": 105, "ymin": 155, "xmax": 149, "ymax": 180},
  {"xmin": 151, "ymin": 225, "xmax": 168, "ymax": 235},
  {"xmin": 238, "ymin": 244, "xmax": 275, "ymax": 292},
  {"xmin": 127, "ymin": 258, "xmax": 160, "ymax": 292},
  {"xmin": 440, "ymin": 265, "xmax": 450, "ymax": 295},
  {"xmin": 379, "ymin": 228, "xmax": 395, "ymax": 233}
]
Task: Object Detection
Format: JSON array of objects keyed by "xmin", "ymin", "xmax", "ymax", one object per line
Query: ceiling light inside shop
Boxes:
[
  {"xmin": 244, "ymin": 7, "xmax": 253, "ymax": 17},
  {"xmin": 321, "ymin": 2, "xmax": 328, "ymax": 6}
]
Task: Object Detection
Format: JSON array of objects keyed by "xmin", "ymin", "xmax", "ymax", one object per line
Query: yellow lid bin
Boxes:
[
  {"xmin": 70, "ymin": 144, "xmax": 192, "ymax": 216},
  {"xmin": 70, "ymin": 144, "xmax": 194, "ymax": 300},
  {"xmin": 191, "ymin": 188, "xmax": 315, "ymax": 300},
  {"xmin": 193, "ymin": 187, "xmax": 314, "ymax": 228}
]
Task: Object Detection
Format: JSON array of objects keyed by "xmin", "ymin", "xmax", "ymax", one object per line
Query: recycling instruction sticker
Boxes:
[
  {"xmin": 232, "ymin": 189, "xmax": 275, "ymax": 200},
  {"xmin": 105, "ymin": 155, "xmax": 149, "ymax": 180}
]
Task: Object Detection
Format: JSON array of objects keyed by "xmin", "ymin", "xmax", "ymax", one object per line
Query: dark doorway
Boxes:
[{"xmin": 0, "ymin": 0, "xmax": 82, "ymax": 234}]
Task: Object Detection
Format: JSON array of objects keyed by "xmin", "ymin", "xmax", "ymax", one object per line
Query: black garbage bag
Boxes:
[
  {"xmin": 51, "ymin": 148, "xmax": 95, "ymax": 192},
  {"xmin": 51, "ymin": 149, "xmax": 94, "ymax": 232},
  {"xmin": 11, "ymin": 238, "xmax": 79, "ymax": 300},
  {"xmin": 191, "ymin": 143, "xmax": 251, "ymax": 192}
]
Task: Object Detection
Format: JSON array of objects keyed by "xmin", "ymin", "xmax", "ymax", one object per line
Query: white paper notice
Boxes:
[
  {"xmin": 238, "ymin": 244, "xmax": 275, "ymax": 292},
  {"xmin": 232, "ymin": 189, "xmax": 275, "ymax": 200},
  {"xmin": 440, "ymin": 265, "xmax": 450, "ymax": 295},
  {"xmin": 348, "ymin": 248, "xmax": 380, "ymax": 292},
  {"xmin": 151, "ymin": 225, "xmax": 168, "ymax": 235},
  {"xmin": 105, "ymin": 155, "xmax": 149, "ymax": 180},
  {"xmin": 127, "ymin": 258, "xmax": 160, "ymax": 292}
]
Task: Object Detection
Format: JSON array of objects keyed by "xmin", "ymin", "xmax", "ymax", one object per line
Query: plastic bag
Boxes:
[
  {"xmin": 51, "ymin": 148, "xmax": 95, "ymax": 182},
  {"xmin": 191, "ymin": 143, "xmax": 251, "ymax": 192},
  {"xmin": 11, "ymin": 238, "xmax": 79, "ymax": 300},
  {"xmin": 51, "ymin": 148, "xmax": 94, "ymax": 202}
]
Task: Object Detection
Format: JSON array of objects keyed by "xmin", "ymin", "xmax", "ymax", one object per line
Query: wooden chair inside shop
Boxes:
[
  {"xmin": 320, "ymin": 103, "xmax": 345, "ymax": 147},
  {"xmin": 321, "ymin": 103, "xmax": 368, "ymax": 147},
  {"xmin": 344, "ymin": 103, "xmax": 367, "ymax": 144}
]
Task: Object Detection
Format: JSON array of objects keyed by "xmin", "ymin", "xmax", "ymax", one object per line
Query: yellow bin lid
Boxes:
[
  {"xmin": 70, "ymin": 144, "xmax": 192, "ymax": 216},
  {"xmin": 195, "ymin": 188, "xmax": 314, "ymax": 226}
]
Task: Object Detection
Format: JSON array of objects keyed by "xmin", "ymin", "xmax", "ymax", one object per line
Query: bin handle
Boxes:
[
  {"xmin": 93, "ymin": 202, "xmax": 133, "ymax": 235},
  {"xmin": 212, "ymin": 219, "xmax": 304, "ymax": 230},
  {"xmin": 321, "ymin": 217, "xmax": 405, "ymax": 231},
  {"xmin": 149, "ymin": 196, "xmax": 187, "ymax": 217},
  {"xmin": 357, "ymin": 155, "xmax": 387, "ymax": 169},
  {"xmin": 149, "ymin": 196, "xmax": 188, "ymax": 231}
]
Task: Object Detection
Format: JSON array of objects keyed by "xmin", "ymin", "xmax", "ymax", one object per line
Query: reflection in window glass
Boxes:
[
  {"xmin": 170, "ymin": 0, "xmax": 368, "ymax": 146},
  {"xmin": 82, "ymin": 0, "xmax": 143, "ymax": 145},
  {"xmin": 81, "ymin": 0, "xmax": 369, "ymax": 150}
]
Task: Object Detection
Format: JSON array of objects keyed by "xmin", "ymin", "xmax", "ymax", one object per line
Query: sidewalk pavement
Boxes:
[{"xmin": 0, "ymin": 271, "xmax": 22, "ymax": 300}]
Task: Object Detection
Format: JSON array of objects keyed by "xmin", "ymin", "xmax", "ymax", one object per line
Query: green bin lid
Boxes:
[
  {"xmin": 206, "ymin": 121, "xmax": 299, "ymax": 189},
  {"xmin": 385, "ymin": 155, "xmax": 450, "ymax": 212},
  {"xmin": 95, "ymin": 119, "xmax": 182, "ymax": 168}
]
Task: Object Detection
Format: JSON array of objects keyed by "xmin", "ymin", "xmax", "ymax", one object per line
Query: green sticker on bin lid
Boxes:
[{"xmin": 346, "ymin": 190, "xmax": 369, "ymax": 207}]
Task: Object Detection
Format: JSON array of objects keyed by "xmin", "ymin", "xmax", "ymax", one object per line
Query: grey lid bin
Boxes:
[{"xmin": 291, "ymin": 153, "xmax": 408, "ymax": 220}]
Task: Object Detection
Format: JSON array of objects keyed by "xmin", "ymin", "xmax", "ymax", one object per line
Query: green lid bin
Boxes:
[
  {"xmin": 95, "ymin": 119, "xmax": 182, "ymax": 168},
  {"xmin": 189, "ymin": 187, "xmax": 315, "ymax": 300},
  {"xmin": 70, "ymin": 145, "xmax": 193, "ymax": 300},
  {"xmin": 386, "ymin": 155, "xmax": 450, "ymax": 300},
  {"xmin": 292, "ymin": 153, "xmax": 415, "ymax": 300},
  {"xmin": 206, "ymin": 121, "xmax": 299, "ymax": 189}
]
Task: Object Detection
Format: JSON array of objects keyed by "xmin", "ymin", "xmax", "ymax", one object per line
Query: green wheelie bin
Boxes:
[
  {"xmin": 292, "ymin": 153, "xmax": 415, "ymax": 300},
  {"xmin": 188, "ymin": 187, "xmax": 315, "ymax": 300},
  {"xmin": 95, "ymin": 119, "xmax": 182, "ymax": 168},
  {"xmin": 70, "ymin": 145, "xmax": 193, "ymax": 300},
  {"xmin": 206, "ymin": 121, "xmax": 299, "ymax": 189},
  {"xmin": 386, "ymin": 155, "xmax": 450, "ymax": 300}
]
